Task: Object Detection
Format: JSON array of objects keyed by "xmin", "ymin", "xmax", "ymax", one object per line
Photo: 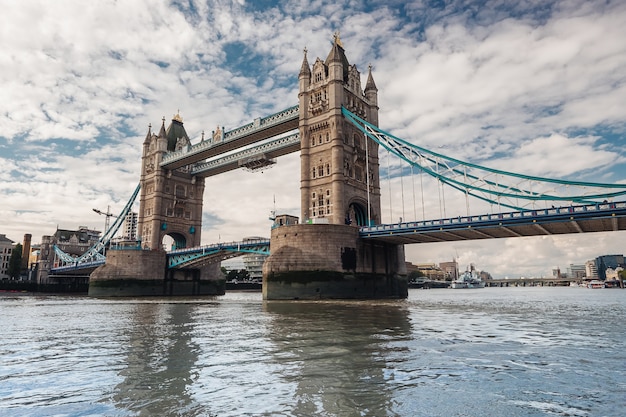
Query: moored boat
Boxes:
[
  {"xmin": 451, "ymin": 266, "xmax": 485, "ymax": 289},
  {"xmin": 586, "ymin": 280, "xmax": 605, "ymax": 289}
]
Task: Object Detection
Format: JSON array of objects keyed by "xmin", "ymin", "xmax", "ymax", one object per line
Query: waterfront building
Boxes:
[
  {"xmin": 241, "ymin": 237, "xmax": 269, "ymax": 280},
  {"xmin": 122, "ymin": 212, "xmax": 138, "ymax": 241},
  {"xmin": 414, "ymin": 263, "xmax": 446, "ymax": 280},
  {"xmin": 568, "ymin": 264, "xmax": 586, "ymax": 280},
  {"xmin": 37, "ymin": 227, "xmax": 101, "ymax": 283},
  {"xmin": 111, "ymin": 212, "xmax": 139, "ymax": 246},
  {"xmin": 595, "ymin": 254, "xmax": 625, "ymax": 281},
  {"xmin": 0, "ymin": 234, "xmax": 15, "ymax": 279},
  {"xmin": 585, "ymin": 260, "xmax": 598, "ymax": 280},
  {"xmin": 605, "ymin": 266, "xmax": 623, "ymax": 281},
  {"xmin": 439, "ymin": 260, "xmax": 459, "ymax": 280},
  {"xmin": 552, "ymin": 268, "xmax": 565, "ymax": 278}
]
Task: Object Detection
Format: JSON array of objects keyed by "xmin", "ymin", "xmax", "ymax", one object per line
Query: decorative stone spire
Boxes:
[
  {"xmin": 299, "ymin": 47, "xmax": 311, "ymax": 78},
  {"xmin": 143, "ymin": 123, "xmax": 152, "ymax": 145},
  {"xmin": 325, "ymin": 31, "xmax": 350, "ymax": 81},
  {"xmin": 325, "ymin": 31, "xmax": 346, "ymax": 64},
  {"xmin": 364, "ymin": 64, "xmax": 378, "ymax": 92},
  {"xmin": 158, "ymin": 117, "xmax": 167, "ymax": 138}
]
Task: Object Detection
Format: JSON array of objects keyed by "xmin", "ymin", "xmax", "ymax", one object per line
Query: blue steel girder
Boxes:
[
  {"xmin": 191, "ymin": 133, "xmax": 301, "ymax": 177},
  {"xmin": 50, "ymin": 259, "xmax": 105, "ymax": 274},
  {"xmin": 341, "ymin": 107, "xmax": 626, "ymax": 209},
  {"xmin": 360, "ymin": 201, "xmax": 626, "ymax": 244},
  {"xmin": 52, "ymin": 184, "xmax": 141, "ymax": 269},
  {"xmin": 160, "ymin": 105, "xmax": 299, "ymax": 170},
  {"xmin": 167, "ymin": 240, "xmax": 270, "ymax": 269}
]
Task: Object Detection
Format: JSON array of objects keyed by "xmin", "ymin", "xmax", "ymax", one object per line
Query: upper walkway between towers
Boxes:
[{"xmin": 160, "ymin": 105, "xmax": 299, "ymax": 172}]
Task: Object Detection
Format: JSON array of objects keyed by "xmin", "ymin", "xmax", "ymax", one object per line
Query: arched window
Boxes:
[{"xmin": 354, "ymin": 134, "xmax": 362, "ymax": 150}]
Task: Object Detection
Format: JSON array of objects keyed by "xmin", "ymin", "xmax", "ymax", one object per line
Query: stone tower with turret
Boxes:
[
  {"xmin": 263, "ymin": 35, "xmax": 406, "ymax": 300},
  {"xmin": 137, "ymin": 113, "xmax": 205, "ymax": 250},
  {"xmin": 90, "ymin": 113, "xmax": 222, "ymax": 297},
  {"xmin": 298, "ymin": 33, "xmax": 381, "ymax": 226}
]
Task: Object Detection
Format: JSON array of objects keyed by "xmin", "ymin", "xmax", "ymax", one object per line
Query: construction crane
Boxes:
[{"xmin": 93, "ymin": 206, "xmax": 117, "ymax": 234}]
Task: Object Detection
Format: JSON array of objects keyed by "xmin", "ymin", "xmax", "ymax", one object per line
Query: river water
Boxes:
[{"xmin": 1, "ymin": 287, "xmax": 624, "ymax": 417}]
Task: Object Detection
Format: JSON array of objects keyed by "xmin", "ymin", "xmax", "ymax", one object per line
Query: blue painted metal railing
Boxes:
[
  {"xmin": 167, "ymin": 239, "xmax": 270, "ymax": 269},
  {"xmin": 52, "ymin": 184, "xmax": 141, "ymax": 270},
  {"xmin": 360, "ymin": 201, "xmax": 626, "ymax": 237}
]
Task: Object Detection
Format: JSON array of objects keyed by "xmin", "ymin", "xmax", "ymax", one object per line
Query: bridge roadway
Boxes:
[
  {"xmin": 359, "ymin": 201, "xmax": 626, "ymax": 244},
  {"xmin": 50, "ymin": 202, "xmax": 626, "ymax": 274},
  {"xmin": 160, "ymin": 105, "xmax": 299, "ymax": 172}
]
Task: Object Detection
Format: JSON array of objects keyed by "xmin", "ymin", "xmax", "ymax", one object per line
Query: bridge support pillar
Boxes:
[
  {"xmin": 88, "ymin": 249, "xmax": 225, "ymax": 297},
  {"xmin": 262, "ymin": 224, "xmax": 407, "ymax": 300}
]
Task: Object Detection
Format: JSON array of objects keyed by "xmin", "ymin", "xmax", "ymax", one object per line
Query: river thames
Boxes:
[{"xmin": 1, "ymin": 287, "xmax": 624, "ymax": 417}]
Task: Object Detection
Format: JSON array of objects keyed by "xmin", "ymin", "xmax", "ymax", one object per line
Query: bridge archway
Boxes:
[
  {"xmin": 162, "ymin": 233, "xmax": 187, "ymax": 251},
  {"xmin": 347, "ymin": 201, "xmax": 368, "ymax": 226}
]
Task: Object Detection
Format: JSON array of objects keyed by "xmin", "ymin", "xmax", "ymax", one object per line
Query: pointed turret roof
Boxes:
[
  {"xmin": 158, "ymin": 117, "xmax": 167, "ymax": 138},
  {"xmin": 365, "ymin": 64, "xmax": 378, "ymax": 92},
  {"xmin": 325, "ymin": 32, "xmax": 350, "ymax": 81},
  {"xmin": 165, "ymin": 111, "xmax": 189, "ymax": 151},
  {"xmin": 299, "ymin": 47, "xmax": 311, "ymax": 78},
  {"xmin": 143, "ymin": 123, "xmax": 152, "ymax": 145}
]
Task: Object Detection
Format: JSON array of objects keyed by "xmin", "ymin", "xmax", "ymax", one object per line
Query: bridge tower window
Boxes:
[
  {"xmin": 315, "ymin": 72, "xmax": 323, "ymax": 83},
  {"xmin": 354, "ymin": 134, "xmax": 362, "ymax": 150},
  {"xmin": 355, "ymin": 166, "xmax": 363, "ymax": 182}
]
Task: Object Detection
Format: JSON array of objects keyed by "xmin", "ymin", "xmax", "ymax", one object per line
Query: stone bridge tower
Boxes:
[
  {"xmin": 298, "ymin": 33, "xmax": 381, "ymax": 226},
  {"xmin": 90, "ymin": 113, "xmax": 222, "ymax": 297},
  {"xmin": 137, "ymin": 113, "xmax": 205, "ymax": 250},
  {"xmin": 263, "ymin": 35, "xmax": 407, "ymax": 300}
]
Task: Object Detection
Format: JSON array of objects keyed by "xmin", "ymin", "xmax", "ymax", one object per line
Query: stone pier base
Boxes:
[
  {"xmin": 262, "ymin": 224, "xmax": 407, "ymax": 300},
  {"xmin": 88, "ymin": 249, "xmax": 225, "ymax": 297}
]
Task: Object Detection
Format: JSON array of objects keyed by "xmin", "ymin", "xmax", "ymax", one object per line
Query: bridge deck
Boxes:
[
  {"xmin": 360, "ymin": 202, "xmax": 626, "ymax": 244},
  {"xmin": 161, "ymin": 106, "xmax": 299, "ymax": 171}
]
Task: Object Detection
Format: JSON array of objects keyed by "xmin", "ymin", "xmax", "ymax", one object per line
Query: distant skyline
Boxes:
[{"xmin": 2, "ymin": 0, "xmax": 626, "ymax": 278}]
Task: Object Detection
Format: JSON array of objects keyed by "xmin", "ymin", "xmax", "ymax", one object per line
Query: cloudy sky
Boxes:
[{"xmin": 2, "ymin": 0, "xmax": 626, "ymax": 278}]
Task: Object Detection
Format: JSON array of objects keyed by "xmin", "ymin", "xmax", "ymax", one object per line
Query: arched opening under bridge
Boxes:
[
  {"xmin": 162, "ymin": 233, "xmax": 187, "ymax": 251},
  {"xmin": 348, "ymin": 202, "xmax": 368, "ymax": 226}
]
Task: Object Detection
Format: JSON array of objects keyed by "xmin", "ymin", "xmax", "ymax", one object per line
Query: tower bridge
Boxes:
[{"xmin": 73, "ymin": 34, "xmax": 626, "ymax": 299}]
